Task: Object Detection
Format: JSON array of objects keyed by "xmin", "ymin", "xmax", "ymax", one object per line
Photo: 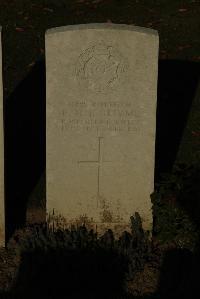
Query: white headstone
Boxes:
[
  {"xmin": 46, "ymin": 23, "xmax": 159, "ymax": 236},
  {"xmin": 0, "ymin": 27, "xmax": 5, "ymax": 246}
]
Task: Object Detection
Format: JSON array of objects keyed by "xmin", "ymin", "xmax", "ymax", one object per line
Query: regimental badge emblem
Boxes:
[{"xmin": 75, "ymin": 40, "xmax": 128, "ymax": 93}]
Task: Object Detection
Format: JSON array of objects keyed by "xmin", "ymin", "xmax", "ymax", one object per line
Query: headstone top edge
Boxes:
[{"xmin": 45, "ymin": 23, "xmax": 158, "ymax": 37}]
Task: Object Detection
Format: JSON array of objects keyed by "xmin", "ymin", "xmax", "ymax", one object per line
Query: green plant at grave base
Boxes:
[
  {"xmin": 119, "ymin": 213, "xmax": 152, "ymax": 280},
  {"xmin": 151, "ymin": 163, "xmax": 200, "ymax": 250},
  {"xmin": 9, "ymin": 213, "xmax": 152, "ymax": 282}
]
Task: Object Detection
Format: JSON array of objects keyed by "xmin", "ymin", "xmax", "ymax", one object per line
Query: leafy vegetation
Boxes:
[
  {"xmin": 152, "ymin": 163, "xmax": 200, "ymax": 250},
  {"xmin": 10, "ymin": 212, "xmax": 152, "ymax": 282}
]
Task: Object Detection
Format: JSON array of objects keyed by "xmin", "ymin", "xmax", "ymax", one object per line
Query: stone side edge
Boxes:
[{"xmin": 0, "ymin": 26, "xmax": 5, "ymax": 247}]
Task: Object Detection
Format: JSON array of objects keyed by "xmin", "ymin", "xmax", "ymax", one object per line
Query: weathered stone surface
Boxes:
[
  {"xmin": 46, "ymin": 23, "xmax": 159, "ymax": 236},
  {"xmin": 0, "ymin": 27, "xmax": 5, "ymax": 246}
]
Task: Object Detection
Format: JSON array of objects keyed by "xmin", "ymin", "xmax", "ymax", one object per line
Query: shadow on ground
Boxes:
[
  {"xmin": 6, "ymin": 248, "xmax": 128, "ymax": 299},
  {"xmin": 155, "ymin": 60, "xmax": 200, "ymax": 180},
  {"xmin": 4, "ymin": 58, "xmax": 46, "ymax": 242},
  {"xmin": 0, "ymin": 247, "xmax": 200, "ymax": 299},
  {"xmin": 157, "ymin": 247, "xmax": 200, "ymax": 299}
]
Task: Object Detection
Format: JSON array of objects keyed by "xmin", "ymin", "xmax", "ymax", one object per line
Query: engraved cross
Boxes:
[{"xmin": 77, "ymin": 137, "xmax": 111, "ymax": 206}]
